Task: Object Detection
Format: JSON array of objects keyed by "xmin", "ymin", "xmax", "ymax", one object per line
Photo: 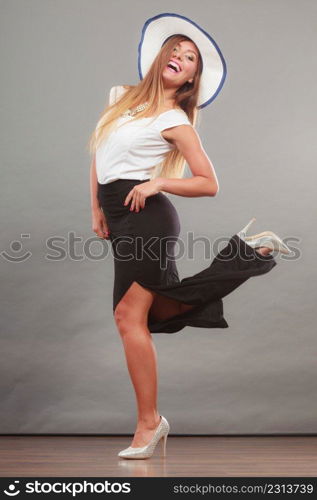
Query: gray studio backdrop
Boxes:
[{"xmin": 1, "ymin": 0, "xmax": 316, "ymax": 434}]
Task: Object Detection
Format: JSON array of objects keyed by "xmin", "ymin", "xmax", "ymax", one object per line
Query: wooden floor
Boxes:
[{"xmin": 1, "ymin": 435, "xmax": 316, "ymax": 477}]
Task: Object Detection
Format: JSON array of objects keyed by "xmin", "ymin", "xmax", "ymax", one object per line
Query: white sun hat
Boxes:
[{"xmin": 137, "ymin": 12, "xmax": 227, "ymax": 109}]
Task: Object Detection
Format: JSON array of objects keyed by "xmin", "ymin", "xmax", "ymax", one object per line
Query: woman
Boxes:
[{"xmin": 88, "ymin": 13, "xmax": 291, "ymax": 459}]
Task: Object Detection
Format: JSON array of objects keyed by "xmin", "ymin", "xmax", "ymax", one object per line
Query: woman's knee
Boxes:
[
  {"xmin": 114, "ymin": 299, "xmax": 148, "ymax": 335},
  {"xmin": 114, "ymin": 300, "xmax": 132, "ymax": 326},
  {"xmin": 114, "ymin": 282, "xmax": 155, "ymax": 330}
]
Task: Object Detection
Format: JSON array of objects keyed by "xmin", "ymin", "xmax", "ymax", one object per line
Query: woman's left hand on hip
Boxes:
[{"xmin": 123, "ymin": 178, "xmax": 162, "ymax": 212}]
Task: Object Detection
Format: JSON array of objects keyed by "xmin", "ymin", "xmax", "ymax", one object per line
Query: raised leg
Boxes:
[
  {"xmin": 145, "ymin": 246, "xmax": 273, "ymax": 323},
  {"xmin": 255, "ymin": 246, "xmax": 272, "ymax": 256}
]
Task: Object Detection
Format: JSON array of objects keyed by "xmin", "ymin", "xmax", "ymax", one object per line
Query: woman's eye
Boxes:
[{"xmin": 172, "ymin": 48, "xmax": 194, "ymax": 61}]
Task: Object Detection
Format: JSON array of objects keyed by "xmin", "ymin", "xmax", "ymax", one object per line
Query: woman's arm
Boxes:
[
  {"xmin": 90, "ymin": 153, "xmax": 100, "ymax": 210},
  {"xmin": 90, "ymin": 154, "xmax": 110, "ymax": 239},
  {"xmin": 157, "ymin": 125, "xmax": 219, "ymax": 197}
]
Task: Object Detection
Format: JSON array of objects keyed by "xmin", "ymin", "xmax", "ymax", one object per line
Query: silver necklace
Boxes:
[{"xmin": 121, "ymin": 102, "xmax": 149, "ymax": 117}]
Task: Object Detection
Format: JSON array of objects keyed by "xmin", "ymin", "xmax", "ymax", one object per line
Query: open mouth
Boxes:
[{"xmin": 166, "ymin": 61, "xmax": 181, "ymax": 73}]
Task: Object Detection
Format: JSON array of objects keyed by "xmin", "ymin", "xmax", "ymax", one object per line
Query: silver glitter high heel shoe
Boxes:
[
  {"xmin": 118, "ymin": 415, "xmax": 170, "ymax": 459},
  {"xmin": 237, "ymin": 217, "xmax": 291, "ymax": 255}
]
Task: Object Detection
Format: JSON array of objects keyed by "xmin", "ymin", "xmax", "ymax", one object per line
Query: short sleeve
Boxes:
[
  {"xmin": 154, "ymin": 110, "xmax": 191, "ymax": 133},
  {"xmin": 108, "ymin": 85, "xmax": 128, "ymax": 106}
]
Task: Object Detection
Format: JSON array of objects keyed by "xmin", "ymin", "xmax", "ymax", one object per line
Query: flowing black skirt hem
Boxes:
[{"xmin": 112, "ymin": 233, "xmax": 277, "ymax": 334}]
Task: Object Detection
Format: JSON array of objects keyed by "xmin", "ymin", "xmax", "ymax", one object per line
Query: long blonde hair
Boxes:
[{"xmin": 88, "ymin": 34, "xmax": 203, "ymax": 180}]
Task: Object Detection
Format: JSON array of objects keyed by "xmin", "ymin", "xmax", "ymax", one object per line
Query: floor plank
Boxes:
[{"xmin": 0, "ymin": 436, "xmax": 316, "ymax": 477}]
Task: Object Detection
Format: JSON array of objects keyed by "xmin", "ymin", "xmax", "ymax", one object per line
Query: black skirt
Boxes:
[{"xmin": 97, "ymin": 179, "xmax": 277, "ymax": 334}]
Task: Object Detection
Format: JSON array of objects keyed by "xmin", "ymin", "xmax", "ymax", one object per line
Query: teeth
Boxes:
[{"xmin": 168, "ymin": 61, "xmax": 180, "ymax": 72}]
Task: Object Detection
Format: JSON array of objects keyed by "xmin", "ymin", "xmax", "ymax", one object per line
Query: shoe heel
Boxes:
[
  {"xmin": 161, "ymin": 433, "xmax": 168, "ymax": 457},
  {"xmin": 237, "ymin": 217, "xmax": 256, "ymax": 239},
  {"xmin": 242, "ymin": 217, "xmax": 256, "ymax": 234}
]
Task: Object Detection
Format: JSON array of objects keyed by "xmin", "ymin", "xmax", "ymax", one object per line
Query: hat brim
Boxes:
[{"xmin": 138, "ymin": 12, "xmax": 227, "ymax": 109}]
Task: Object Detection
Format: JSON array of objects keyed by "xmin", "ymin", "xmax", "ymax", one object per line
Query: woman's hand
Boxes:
[
  {"xmin": 92, "ymin": 206, "xmax": 110, "ymax": 239},
  {"xmin": 123, "ymin": 178, "xmax": 163, "ymax": 212}
]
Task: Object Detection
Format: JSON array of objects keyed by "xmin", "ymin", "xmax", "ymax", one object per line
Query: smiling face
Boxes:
[{"xmin": 162, "ymin": 39, "xmax": 199, "ymax": 88}]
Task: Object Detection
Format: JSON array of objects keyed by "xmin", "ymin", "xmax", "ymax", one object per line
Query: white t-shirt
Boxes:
[{"xmin": 95, "ymin": 86, "xmax": 192, "ymax": 185}]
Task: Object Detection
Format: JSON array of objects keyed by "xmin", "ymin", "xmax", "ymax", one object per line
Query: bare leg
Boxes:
[
  {"xmin": 114, "ymin": 282, "xmax": 197, "ymax": 447},
  {"xmin": 255, "ymin": 246, "xmax": 272, "ymax": 256},
  {"xmin": 114, "ymin": 282, "xmax": 169, "ymax": 447}
]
